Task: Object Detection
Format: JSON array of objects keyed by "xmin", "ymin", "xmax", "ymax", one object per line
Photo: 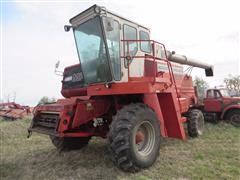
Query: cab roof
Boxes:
[{"xmin": 69, "ymin": 4, "xmax": 150, "ymax": 31}]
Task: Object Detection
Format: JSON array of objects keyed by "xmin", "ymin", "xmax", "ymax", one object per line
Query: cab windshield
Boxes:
[
  {"xmin": 73, "ymin": 16, "xmax": 111, "ymax": 84},
  {"xmin": 220, "ymin": 89, "xmax": 230, "ymax": 97}
]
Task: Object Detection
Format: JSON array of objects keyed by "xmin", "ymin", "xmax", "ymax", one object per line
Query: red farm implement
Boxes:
[
  {"xmin": 28, "ymin": 5, "xmax": 214, "ymax": 172},
  {"xmin": 0, "ymin": 102, "xmax": 31, "ymax": 120}
]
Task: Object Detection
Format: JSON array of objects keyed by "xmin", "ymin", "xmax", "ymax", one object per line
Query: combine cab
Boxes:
[{"xmin": 28, "ymin": 5, "xmax": 214, "ymax": 172}]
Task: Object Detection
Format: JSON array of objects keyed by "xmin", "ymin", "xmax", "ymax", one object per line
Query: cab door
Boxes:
[
  {"xmin": 103, "ymin": 17, "xmax": 121, "ymax": 81},
  {"xmin": 204, "ymin": 90, "xmax": 223, "ymax": 112}
]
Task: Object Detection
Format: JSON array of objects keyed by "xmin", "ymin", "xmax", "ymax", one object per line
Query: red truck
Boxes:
[{"xmin": 200, "ymin": 88, "xmax": 240, "ymax": 126}]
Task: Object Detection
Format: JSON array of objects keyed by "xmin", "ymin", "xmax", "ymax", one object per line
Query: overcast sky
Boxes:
[{"xmin": 1, "ymin": 0, "xmax": 240, "ymax": 106}]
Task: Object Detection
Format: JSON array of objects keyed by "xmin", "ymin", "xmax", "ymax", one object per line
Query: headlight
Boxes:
[{"xmin": 64, "ymin": 76, "xmax": 72, "ymax": 82}]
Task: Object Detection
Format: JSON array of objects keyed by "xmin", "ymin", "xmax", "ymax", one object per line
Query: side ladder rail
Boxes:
[
  {"xmin": 157, "ymin": 41, "xmax": 182, "ymax": 112},
  {"xmin": 120, "ymin": 39, "xmax": 185, "ymax": 112},
  {"xmin": 121, "ymin": 39, "xmax": 173, "ymax": 82}
]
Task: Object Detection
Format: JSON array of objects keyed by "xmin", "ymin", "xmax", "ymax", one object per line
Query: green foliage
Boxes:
[
  {"xmin": 224, "ymin": 75, "xmax": 240, "ymax": 96},
  {"xmin": 37, "ymin": 96, "xmax": 56, "ymax": 105},
  {"xmin": 194, "ymin": 76, "xmax": 209, "ymax": 100}
]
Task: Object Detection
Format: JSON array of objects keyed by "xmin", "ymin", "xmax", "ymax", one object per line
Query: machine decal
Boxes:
[{"xmin": 157, "ymin": 63, "xmax": 183, "ymax": 75}]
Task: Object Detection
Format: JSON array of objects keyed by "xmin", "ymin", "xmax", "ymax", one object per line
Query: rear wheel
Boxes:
[
  {"xmin": 49, "ymin": 136, "xmax": 91, "ymax": 151},
  {"xmin": 226, "ymin": 109, "xmax": 240, "ymax": 127},
  {"xmin": 108, "ymin": 103, "xmax": 160, "ymax": 172},
  {"xmin": 187, "ymin": 109, "xmax": 204, "ymax": 137}
]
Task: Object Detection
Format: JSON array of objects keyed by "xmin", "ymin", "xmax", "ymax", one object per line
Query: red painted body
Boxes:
[
  {"xmin": 203, "ymin": 88, "xmax": 240, "ymax": 119},
  {"xmin": 29, "ymin": 40, "xmax": 199, "ymax": 141},
  {"xmin": 0, "ymin": 102, "xmax": 31, "ymax": 120}
]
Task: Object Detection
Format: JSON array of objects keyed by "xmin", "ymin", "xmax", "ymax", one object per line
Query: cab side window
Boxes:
[
  {"xmin": 123, "ymin": 25, "xmax": 138, "ymax": 56},
  {"xmin": 207, "ymin": 90, "xmax": 214, "ymax": 98},
  {"xmin": 214, "ymin": 90, "xmax": 222, "ymax": 98},
  {"xmin": 103, "ymin": 18, "xmax": 121, "ymax": 81},
  {"xmin": 140, "ymin": 31, "xmax": 151, "ymax": 53}
]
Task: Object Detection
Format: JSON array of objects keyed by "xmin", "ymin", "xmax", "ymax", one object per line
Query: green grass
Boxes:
[{"xmin": 0, "ymin": 118, "xmax": 240, "ymax": 180}]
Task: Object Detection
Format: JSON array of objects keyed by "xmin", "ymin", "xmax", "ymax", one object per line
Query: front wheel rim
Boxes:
[
  {"xmin": 230, "ymin": 114, "xmax": 240, "ymax": 125},
  {"xmin": 133, "ymin": 121, "xmax": 155, "ymax": 157},
  {"xmin": 197, "ymin": 118, "xmax": 204, "ymax": 135}
]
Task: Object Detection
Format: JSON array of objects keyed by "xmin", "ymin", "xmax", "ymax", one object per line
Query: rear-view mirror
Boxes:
[
  {"xmin": 54, "ymin": 61, "xmax": 63, "ymax": 76},
  {"xmin": 55, "ymin": 61, "xmax": 60, "ymax": 69},
  {"xmin": 64, "ymin": 25, "xmax": 72, "ymax": 32}
]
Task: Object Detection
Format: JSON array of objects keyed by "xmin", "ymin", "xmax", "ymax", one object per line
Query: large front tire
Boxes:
[
  {"xmin": 187, "ymin": 109, "xmax": 204, "ymax": 137},
  {"xmin": 49, "ymin": 136, "xmax": 91, "ymax": 151},
  {"xmin": 108, "ymin": 103, "xmax": 160, "ymax": 172},
  {"xmin": 226, "ymin": 109, "xmax": 240, "ymax": 127}
]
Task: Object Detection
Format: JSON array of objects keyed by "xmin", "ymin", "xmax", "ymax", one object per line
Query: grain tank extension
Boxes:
[{"xmin": 28, "ymin": 5, "xmax": 213, "ymax": 172}]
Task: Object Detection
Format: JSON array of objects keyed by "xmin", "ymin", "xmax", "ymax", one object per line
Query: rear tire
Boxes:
[
  {"xmin": 108, "ymin": 103, "xmax": 160, "ymax": 172},
  {"xmin": 49, "ymin": 136, "xmax": 91, "ymax": 151},
  {"xmin": 226, "ymin": 109, "xmax": 240, "ymax": 127},
  {"xmin": 187, "ymin": 109, "xmax": 204, "ymax": 137}
]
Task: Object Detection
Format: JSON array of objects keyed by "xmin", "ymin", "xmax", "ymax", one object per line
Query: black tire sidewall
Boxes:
[
  {"xmin": 129, "ymin": 107, "xmax": 160, "ymax": 168},
  {"xmin": 187, "ymin": 109, "xmax": 204, "ymax": 137},
  {"xmin": 49, "ymin": 136, "xmax": 90, "ymax": 150},
  {"xmin": 226, "ymin": 109, "xmax": 240, "ymax": 127}
]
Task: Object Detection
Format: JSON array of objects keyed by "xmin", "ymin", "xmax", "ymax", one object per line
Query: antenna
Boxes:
[{"xmin": 54, "ymin": 60, "xmax": 63, "ymax": 76}]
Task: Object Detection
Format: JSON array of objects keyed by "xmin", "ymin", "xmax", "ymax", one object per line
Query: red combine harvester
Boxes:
[{"xmin": 28, "ymin": 5, "xmax": 213, "ymax": 172}]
